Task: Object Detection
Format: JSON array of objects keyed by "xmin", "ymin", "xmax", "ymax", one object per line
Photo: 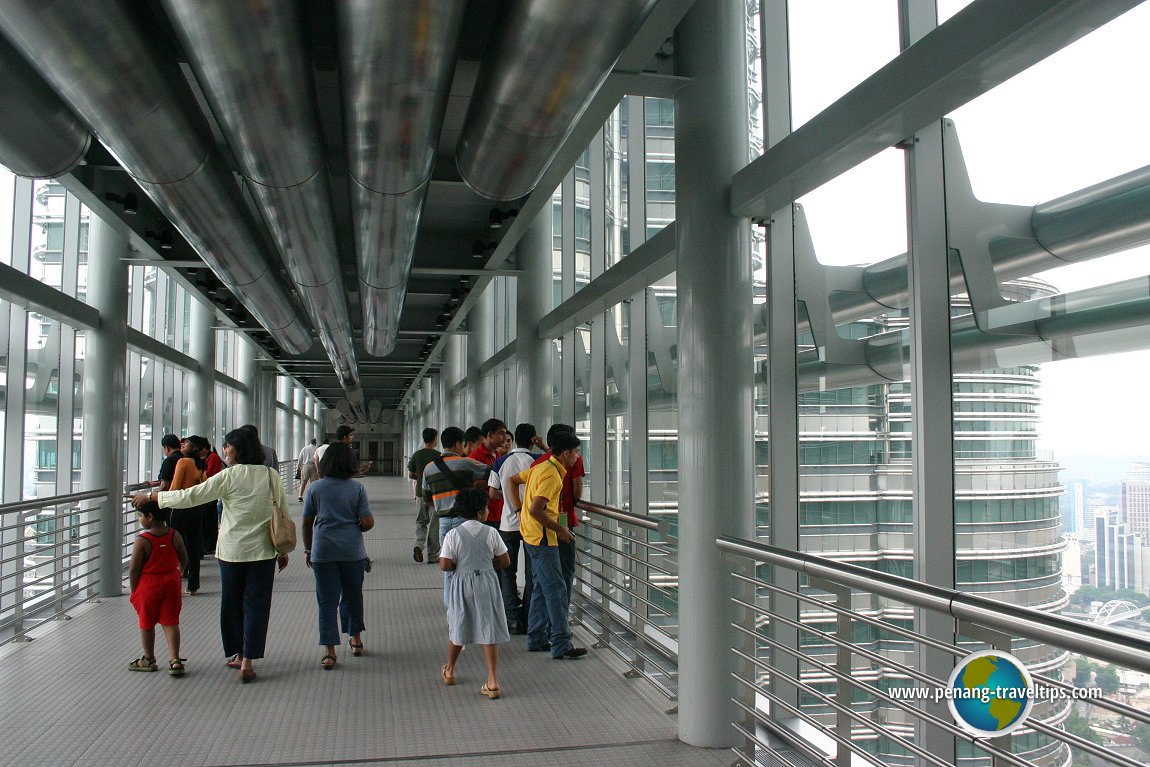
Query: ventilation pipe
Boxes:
[
  {"xmin": 0, "ymin": 37, "xmax": 90, "ymax": 179},
  {"xmin": 338, "ymin": 0, "xmax": 466, "ymax": 357},
  {"xmin": 0, "ymin": 0, "xmax": 312, "ymax": 354},
  {"xmin": 160, "ymin": 0, "xmax": 364, "ymax": 418},
  {"xmin": 456, "ymin": 0, "xmax": 659, "ymax": 200}
]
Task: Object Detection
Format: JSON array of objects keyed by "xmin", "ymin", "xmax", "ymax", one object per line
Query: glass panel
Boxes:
[
  {"xmin": 25, "ymin": 315, "xmax": 61, "ymax": 500},
  {"xmin": 605, "ymin": 97, "xmax": 629, "ymax": 267},
  {"xmin": 30, "ymin": 181, "xmax": 66, "ymax": 290},
  {"xmin": 648, "ymin": 279, "xmax": 678, "ymax": 507},
  {"xmin": 0, "ymin": 299, "xmax": 9, "ymax": 498},
  {"xmin": 942, "ymin": 8, "xmax": 1150, "ymax": 763},
  {"xmin": 0, "ymin": 167, "xmax": 14, "ymax": 266},
  {"xmin": 574, "ymin": 148, "xmax": 592, "ymax": 292},
  {"xmin": 644, "ymin": 97, "xmax": 675, "ymax": 237},
  {"xmin": 605, "ymin": 302, "xmax": 629, "ymax": 508},
  {"xmin": 574, "ymin": 324, "xmax": 592, "ymax": 492},
  {"xmin": 787, "ymin": 0, "xmax": 900, "ymax": 129}
]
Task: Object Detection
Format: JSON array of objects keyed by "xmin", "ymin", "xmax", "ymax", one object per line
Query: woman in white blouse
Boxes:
[{"xmin": 133, "ymin": 427, "xmax": 288, "ymax": 683}]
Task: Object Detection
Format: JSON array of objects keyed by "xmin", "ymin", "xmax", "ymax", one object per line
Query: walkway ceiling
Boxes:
[{"xmin": 0, "ymin": 0, "xmax": 687, "ymax": 415}]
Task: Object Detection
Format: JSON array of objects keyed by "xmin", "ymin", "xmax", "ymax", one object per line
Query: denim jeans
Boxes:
[
  {"xmin": 498, "ymin": 530, "xmax": 523, "ymax": 622},
  {"xmin": 218, "ymin": 558, "xmax": 276, "ymax": 660},
  {"xmin": 558, "ymin": 538, "xmax": 576, "ymax": 610},
  {"xmin": 439, "ymin": 514, "xmax": 466, "ymax": 607},
  {"xmin": 312, "ymin": 559, "xmax": 366, "ymax": 646},
  {"xmin": 523, "ymin": 542, "xmax": 573, "ymax": 657}
]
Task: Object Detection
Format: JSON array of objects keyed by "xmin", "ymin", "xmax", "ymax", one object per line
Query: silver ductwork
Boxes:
[
  {"xmin": 160, "ymin": 0, "xmax": 364, "ymax": 417},
  {"xmin": 0, "ymin": 0, "xmax": 312, "ymax": 354},
  {"xmin": 0, "ymin": 37, "xmax": 90, "ymax": 179},
  {"xmin": 456, "ymin": 0, "xmax": 658, "ymax": 200},
  {"xmin": 339, "ymin": 0, "xmax": 466, "ymax": 357}
]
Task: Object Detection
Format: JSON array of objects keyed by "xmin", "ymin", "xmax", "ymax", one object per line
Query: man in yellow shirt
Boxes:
[{"xmin": 508, "ymin": 430, "xmax": 587, "ymax": 659}]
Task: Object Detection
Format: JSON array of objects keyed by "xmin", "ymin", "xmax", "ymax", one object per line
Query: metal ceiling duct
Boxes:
[
  {"xmin": 0, "ymin": 37, "xmax": 90, "ymax": 179},
  {"xmin": 160, "ymin": 0, "xmax": 364, "ymax": 417},
  {"xmin": 0, "ymin": 0, "xmax": 312, "ymax": 355},
  {"xmin": 456, "ymin": 0, "xmax": 659, "ymax": 201},
  {"xmin": 339, "ymin": 0, "xmax": 466, "ymax": 357}
]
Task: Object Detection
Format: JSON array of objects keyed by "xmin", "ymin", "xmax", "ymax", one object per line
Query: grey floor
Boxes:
[{"xmin": 0, "ymin": 476, "xmax": 729, "ymax": 767}]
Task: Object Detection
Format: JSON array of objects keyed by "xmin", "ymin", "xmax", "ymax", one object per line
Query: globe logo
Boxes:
[{"xmin": 946, "ymin": 650, "xmax": 1035, "ymax": 737}]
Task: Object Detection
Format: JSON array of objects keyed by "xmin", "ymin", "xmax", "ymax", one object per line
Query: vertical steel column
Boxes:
[
  {"xmin": 2, "ymin": 178, "xmax": 32, "ymax": 631},
  {"xmin": 675, "ymin": 0, "xmax": 755, "ymax": 747},
  {"xmin": 516, "ymin": 200, "xmax": 555, "ymax": 431},
  {"xmin": 444, "ymin": 335, "xmax": 462, "ymax": 428},
  {"xmin": 560, "ymin": 173, "xmax": 577, "ymax": 429},
  {"xmin": 759, "ymin": 0, "xmax": 802, "ymax": 733},
  {"xmin": 236, "ymin": 340, "xmax": 255, "ymax": 430},
  {"xmin": 188, "ymin": 298, "xmax": 215, "ymax": 437},
  {"xmin": 56, "ymin": 192, "xmax": 81, "ymax": 497},
  {"xmin": 468, "ymin": 286, "xmax": 493, "ymax": 421},
  {"xmin": 901, "ymin": 5, "xmax": 957, "ymax": 765},
  {"xmin": 84, "ymin": 215, "xmax": 129, "ymax": 597}
]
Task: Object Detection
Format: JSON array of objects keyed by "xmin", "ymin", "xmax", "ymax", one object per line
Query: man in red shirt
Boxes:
[
  {"xmin": 528, "ymin": 423, "xmax": 584, "ymax": 613},
  {"xmin": 468, "ymin": 418, "xmax": 509, "ymax": 528}
]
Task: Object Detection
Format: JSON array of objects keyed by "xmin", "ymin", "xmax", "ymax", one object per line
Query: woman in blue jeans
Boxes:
[{"xmin": 302, "ymin": 441, "xmax": 374, "ymax": 669}]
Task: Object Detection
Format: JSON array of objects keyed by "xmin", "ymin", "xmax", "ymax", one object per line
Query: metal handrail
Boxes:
[
  {"xmin": 0, "ymin": 489, "xmax": 110, "ymax": 645},
  {"xmin": 0, "ymin": 489, "xmax": 109, "ymax": 515},
  {"xmin": 571, "ymin": 498, "xmax": 679, "ymax": 701},
  {"xmin": 717, "ymin": 534, "xmax": 1150, "ymax": 673},
  {"xmin": 577, "ymin": 499, "xmax": 667, "ymax": 532},
  {"xmin": 720, "ymin": 534, "xmax": 1150, "ymax": 767}
]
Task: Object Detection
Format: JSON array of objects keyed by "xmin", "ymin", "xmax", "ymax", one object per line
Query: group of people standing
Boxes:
[
  {"xmin": 408, "ymin": 418, "xmax": 588, "ymax": 697},
  {"xmin": 123, "ymin": 416, "xmax": 589, "ymax": 700},
  {"xmin": 127, "ymin": 424, "xmax": 371, "ymax": 683}
]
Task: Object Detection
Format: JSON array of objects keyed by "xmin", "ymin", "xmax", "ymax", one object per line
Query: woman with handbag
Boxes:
[
  {"xmin": 133, "ymin": 427, "xmax": 291, "ymax": 683},
  {"xmin": 302, "ymin": 441, "xmax": 374, "ymax": 669}
]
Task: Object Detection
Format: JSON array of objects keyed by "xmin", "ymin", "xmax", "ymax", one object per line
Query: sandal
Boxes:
[
  {"xmin": 129, "ymin": 655, "xmax": 157, "ymax": 672},
  {"xmin": 321, "ymin": 654, "xmax": 337, "ymax": 670},
  {"xmin": 225, "ymin": 653, "xmax": 242, "ymax": 669},
  {"xmin": 239, "ymin": 668, "xmax": 257, "ymax": 684},
  {"xmin": 349, "ymin": 639, "xmax": 364, "ymax": 657},
  {"xmin": 168, "ymin": 658, "xmax": 186, "ymax": 677},
  {"xmin": 440, "ymin": 664, "xmax": 455, "ymax": 686},
  {"xmin": 480, "ymin": 683, "xmax": 501, "ymax": 699}
]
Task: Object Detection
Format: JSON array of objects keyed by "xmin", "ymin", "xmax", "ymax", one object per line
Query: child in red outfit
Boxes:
[{"xmin": 128, "ymin": 502, "xmax": 188, "ymax": 675}]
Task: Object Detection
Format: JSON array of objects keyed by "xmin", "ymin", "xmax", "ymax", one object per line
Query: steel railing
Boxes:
[
  {"xmin": 278, "ymin": 459, "xmax": 298, "ymax": 498},
  {"xmin": 718, "ymin": 535, "xmax": 1150, "ymax": 767},
  {"xmin": 572, "ymin": 499, "xmax": 679, "ymax": 703},
  {"xmin": 0, "ymin": 489, "xmax": 110, "ymax": 645}
]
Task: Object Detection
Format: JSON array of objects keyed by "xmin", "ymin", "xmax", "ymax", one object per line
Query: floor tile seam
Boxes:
[{"xmin": 197, "ymin": 737, "xmax": 691, "ymax": 767}]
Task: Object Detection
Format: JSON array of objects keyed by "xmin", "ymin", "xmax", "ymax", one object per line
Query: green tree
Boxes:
[
  {"xmin": 1095, "ymin": 664, "xmax": 1121, "ymax": 695},
  {"xmin": 1074, "ymin": 659, "xmax": 1095, "ymax": 688},
  {"xmin": 1064, "ymin": 711, "xmax": 1103, "ymax": 751},
  {"xmin": 1130, "ymin": 722, "xmax": 1150, "ymax": 757}
]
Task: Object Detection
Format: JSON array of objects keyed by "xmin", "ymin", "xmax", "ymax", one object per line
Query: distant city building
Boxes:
[
  {"xmin": 1069, "ymin": 480, "xmax": 1087, "ymax": 536},
  {"xmin": 1062, "ymin": 534, "xmax": 1083, "ymax": 594},
  {"xmin": 1095, "ymin": 507, "xmax": 1150, "ymax": 592},
  {"xmin": 1082, "ymin": 495, "xmax": 1109, "ymax": 544},
  {"xmin": 1121, "ymin": 462, "xmax": 1150, "ymax": 535}
]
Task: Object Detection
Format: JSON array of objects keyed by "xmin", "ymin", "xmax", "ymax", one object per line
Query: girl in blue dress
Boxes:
[{"xmin": 439, "ymin": 487, "xmax": 510, "ymax": 698}]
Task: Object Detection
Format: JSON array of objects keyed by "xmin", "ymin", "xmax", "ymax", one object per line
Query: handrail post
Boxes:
[{"xmin": 812, "ymin": 577, "xmax": 854, "ymax": 767}]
